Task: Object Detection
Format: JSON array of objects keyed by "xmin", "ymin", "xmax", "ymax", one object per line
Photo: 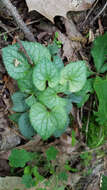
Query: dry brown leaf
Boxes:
[
  {"xmin": 57, "ymin": 29, "xmax": 81, "ymax": 61},
  {"xmin": 26, "ymin": 0, "xmax": 95, "ymax": 22}
]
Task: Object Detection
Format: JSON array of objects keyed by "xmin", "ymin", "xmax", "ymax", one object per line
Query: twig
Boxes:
[
  {"xmin": 9, "ymin": 127, "xmax": 27, "ymax": 140},
  {"xmin": 0, "ymin": 20, "xmax": 13, "ymax": 38},
  {"xmin": 91, "ymin": 1, "xmax": 107, "ymax": 25},
  {"xmin": 77, "ymin": 109, "xmax": 82, "ymax": 129},
  {"xmin": 0, "ymin": 0, "xmax": 35, "ymax": 41},
  {"xmin": 98, "ymin": 18, "xmax": 104, "ymax": 35},
  {"xmin": 15, "ymin": 36, "xmax": 34, "ymax": 65},
  {"xmin": 79, "ymin": 142, "xmax": 107, "ymax": 154},
  {"xmin": 82, "ymin": 0, "xmax": 99, "ymax": 26},
  {"xmin": 0, "ymin": 19, "xmax": 41, "ymax": 37}
]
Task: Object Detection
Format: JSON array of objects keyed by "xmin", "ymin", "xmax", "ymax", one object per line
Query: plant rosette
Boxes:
[{"xmin": 2, "ymin": 41, "xmax": 87, "ymax": 140}]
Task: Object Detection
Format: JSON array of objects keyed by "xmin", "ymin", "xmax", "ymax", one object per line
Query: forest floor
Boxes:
[{"xmin": 0, "ymin": 0, "xmax": 107, "ymax": 190}]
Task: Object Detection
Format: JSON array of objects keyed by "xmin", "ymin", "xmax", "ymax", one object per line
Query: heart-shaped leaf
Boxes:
[
  {"xmin": 38, "ymin": 87, "xmax": 72, "ymax": 114},
  {"xmin": 30, "ymin": 102, "xmax": 68, "ymax": 139},
  {"xmin": 2, "ymin": 41, "xmax": 51, "ymax": 80},
  {"xmin": 18, "ymin": 112, "xmax": 35, "ymax": 139},
  {"xmin": 2, "ymin": 43, "xmax": 30, "ymax": 80},
  {"xmin": 11, "ymin": 92, "xmax": 29, "ymax": 112},
  {"xmin": 30, "ymin": 103, "xmax": 57, "ymax": 139},
  {"xmin": 33, "ymin": 58, "xmax": 59, "ymax": 91},
  {"xmin": 38, "ymin": 87, "xmax": 67, "ymax": 109},
  {"xmin": 60, "ymin": 61, "xmax": 86, "ymax": 92}
]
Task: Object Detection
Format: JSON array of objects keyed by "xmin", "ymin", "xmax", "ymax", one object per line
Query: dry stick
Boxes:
[
  {"xmin": 15, "ymin": 36, "xmax": 34, "ymax": 65},
  {"xmin": 91, "ymin": 1, "xmax": 107, "ymax": 25},
  {"xmin": 0, "ymin": 20, "xmax": 13, "ymax": 38},
  {"xmin": 82, "ymin": 0, "xmax": 99, "ymax": 26},
  {"xmin": 0, "ymin": 19, "xmax": 41, "ymax": 37},
  {"xmin": 0, "ymin": 0, "xmax": 35, "ymax": 42}
]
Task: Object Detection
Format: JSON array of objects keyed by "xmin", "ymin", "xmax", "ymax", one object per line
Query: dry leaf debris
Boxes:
[{"xmin": 26, "ymin": 0, "xmax": 95, "ymax": 22}]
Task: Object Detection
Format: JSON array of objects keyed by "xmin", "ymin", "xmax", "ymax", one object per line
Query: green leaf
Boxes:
[
  {"xmin": 38, "ymin": 87, "xmax": 68, "ymax": 110},
  {"xmin": 17, "ymin": 69, "xmax": 36, "ymax": 94},
  {"xmin": 91, "ymin": 33, "xmax": 107, "ymax": 73},
  {"xmin": 94, "ymin": 77, "xmax": 107, "ymax": 125},
  {"xmin": 25, "ymin": 95, "xmax": 37, "ymax": 107},
  {"xmin": 53, "ymin": 124, "xmax": 68, "ymax": 138},
  {"xmin": 32, "ymin": 166, "xmax": 44, "ymax": 183},
  {"xmin": 100, "ymin": 175, "xmax": 107, "ymax": 190},
  {"xmin": 33, "ymin": 58, "xmax": 59, "ymax": 91},
  {"xmin": 30, "ymin": 103, "xmax": 56, "ymax": 139},
  {"xmin": 2, "ymin": 41, "xmax": 51, "ymax": 79},
  {"xmin": 58, "ymin": 171, "xmax": 68, "ymax": 181},
  {"xmin": 69, "ymin": 167, "xmax": 79, "ymax": 172},
  {"xmin": 71, "ymin": 130, "xmax": 77, "ymax": 146},
  {"xmin": 53, "ymin": 84, "xmax": 71, "ymax": 95},
  {"xmin": 22, "ymin": 174, "xmax": 35, "ymax": 188},
  {"xmin": 2, "ymin": 43, "xmax": 30, "ymax": 80},
  {"xmin": 53, "ymin": 105, "xmax": 69, "ymax": 130},
  {"xmin": 9, "ymin": 113, "xmax": 21, "ymax": 123},
  {"xmin": 24, "ymin": 166, "xmax": 31, "ymax": 175},
  {"xmin": 87, "ymin": 122, "xmax": 105, "ymax": 148},
  {"xmin": 30, "ymin": 102, "xmax": 68, "ymax": 139},
  {"xmin": 53, "ymin": 55, "xmax": 64, "ymax": 70},
  {"xmin": 67, "ymin": 93, "xmax": 82, "ymax": 104},
  {"xmin": 20, "ymin": 41, "xmax": 51, "ymax": 64},
  {"xmin": 18, "ymin": 112, "xmax": 35, "ymax": 139},
  {"xmin": 100, "ymin": 64, "xmax": 107, "ymax": 73},
  {"xmin": 38, "ymin": 87, "xmax": 72, "ymax": 115},
  {"xmin": 64, "ymin": 163, "xmax": 71, "ymax": 171},
  {"xmin": 11, "ymin": 92, "xmax": 29, "ymax": 112},
  {"xmin": 60, "ymin": 61, "xmax": 86, "ymax": 92},
  {"xmin": 9, "ymin": 149, "xmax": 33, "ymax": 168},
  {"xmin": 74, "ymin": 79, "xmax": 94, "ymax": 107},
  {"xmin": 48, "ymin": 42, "xmax": 59, "ymax": 55},
  {"xmin": 46, "ymin": 146, "xmax": 59, "ymax": 161},
  {"xmin": 80, "ymin": 152, "xmax": 89, "ymax": 160}
]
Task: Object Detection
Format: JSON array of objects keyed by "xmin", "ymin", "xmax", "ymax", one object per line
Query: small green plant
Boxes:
[
  {"xmin": 80, "ymin": 152, "xmax": 92, "ymax": 167},
  {"xmin": 2, "ymin": 32, "xmax": 107, "ymax": 144},
  {"xmin": 9, "ymin": 147, "xmax": 70, "ymax": 189},
  {"xmin": 2, "ymin": 40, "xmax": 87, "ymax": 140},
  {"xmin": 100, "ymin": 175, "xmax": 107, "ymax": 190},
  {"xmin": 53, "ymin": 31, "xmax": 62, "ymax": 48}
]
